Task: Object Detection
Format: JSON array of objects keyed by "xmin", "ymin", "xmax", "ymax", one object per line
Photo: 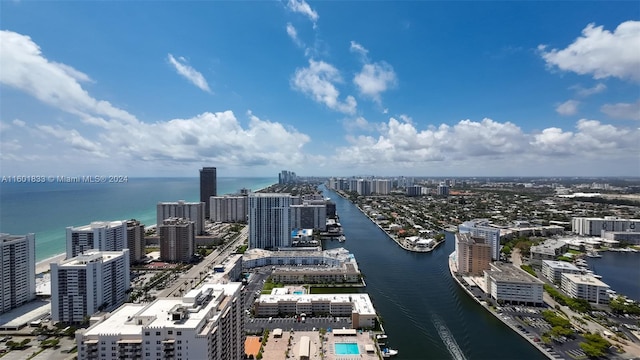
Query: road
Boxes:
[{"xmin": 157, "ymin": 226, "xmax": 248, "ymax": 298}]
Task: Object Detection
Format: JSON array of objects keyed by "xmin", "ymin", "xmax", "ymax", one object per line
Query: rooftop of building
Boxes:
[
  {"xmin": 0, "ymin": 233, "xmax": 33, "ymax": 242},
  {"xmin": 530, "ymin": 239, "xmax": 567, "ymax": 254},
  {"xmin": 562, "ymin": 273, "xmax": 610, "ymax": 288},
  {"xmin": 256, "ymin": 292, "xmax": 376, "ymax": 316},
  {"xmin": 485, "ymin": 262, "xmax": 544, "ymax": 284},
  {"xmin": 542, "ymin": 260, "xmax": 581, "ymax": 271},
  {"xmin": 157, "ymin": 200, "xmax": 203, "ymax": 205},
  {"xmin": 243, "ymin": 247, "xmax": 354, "ymax": 262},
  {"xmin": 83, "ymin": 283, "xmax": 241, "ymax": 337},
  {"xmin": 58, "ymin": 250, "xmax": 126, "ymax": 267},
  {"xmin": 68, "ymin": 220, "xmax": 126, "ymax": 231}
]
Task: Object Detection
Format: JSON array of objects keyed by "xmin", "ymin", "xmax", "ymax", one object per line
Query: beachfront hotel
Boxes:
[
  {"xmin": 66, "ymin": 221, "xmax": 127, "ymax": 258},
  {"xmin": 158, "ymin": 218, "xmax": 195, "ymax": 263},
  {"xmin": 51, "ymin": 250, "xmax": 130, "ymax": 324},
  {"xmin": 248, "ymin": 193, "xmax": 292, "ymax": 249},
  {"xmin": 76, "ymin": 283, "xmax": 244, "ymax": 360},
  {"xmin": 199, "ymin": 167, "xmax": 217, "ymax": 219},
  {"xmin": 0, "ymin": 233, "xmax": 36, "ymax": 313},
  {"xmin": 157, "ymin": 200, "xmax": 206, "ymax": 235}
]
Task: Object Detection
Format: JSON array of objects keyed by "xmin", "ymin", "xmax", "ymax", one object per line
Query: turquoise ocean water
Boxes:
[{"xmin": 0, "ymin": 177, "xmax": 276, "ymax": 262}]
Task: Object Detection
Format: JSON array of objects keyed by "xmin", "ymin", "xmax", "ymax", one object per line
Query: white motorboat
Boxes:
[{"xmin": 382, "ymin": 348, "xmax": 398, "ymax": 357}]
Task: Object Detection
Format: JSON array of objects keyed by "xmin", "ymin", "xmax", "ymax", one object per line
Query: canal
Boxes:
[{"xmin": 321, "ymin": 185, "xmax": 546, "ymax": 360}]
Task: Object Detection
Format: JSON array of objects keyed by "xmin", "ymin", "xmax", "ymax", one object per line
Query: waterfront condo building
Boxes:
[
  {"xmin": 541, "ymin": 260, "xmax": 582, "ymax": 284},
  {"xmin": 249, "ymin": 193, "xmax": 291, "ymax": 250},
  {"xmin": 126, "ymin": 219, "xmax": 145, "ymax": 264},
  {"xmin": 51, "ymin": 250, "xmax": 130, "ymax": 324},
  {"xmin": 157, "ymin": 200, "xmax": 205, "ymax": 235},
  {"xmin": 199, "ymin": 167, "xmax": 217, "ymax": 219},
  {"xmin": 66, "ymin": 221, "xmax": 127, "ymax": 259},
  {"xmin": 484, "ymin": 262, "xmax": 544, "ymax": 306},
  {"xmin": 290, "ymin": 203, "xmax": 327, "ymax": 231},
  {"xmin": 571, "ymin": 216, "xmax": 640, "ymax": 236},
  {"xmin": 458, "ymin": 219, "xmax": 501, "ymax": 261},
  {"xmin": 158, "ymin": 218, "xmax": 195, "ymax": 263},
  {"xmin": 209, "ymin": 196, "xmax": 247, "ymax": 223},
  {"xmin": 560, "ymin": 273, "xmax": 610, "ymax": 305},
  {"xmin": 76, "ymin": 283, "xmax": 244, "ymax": 360},
  {"xmin": 455, "ymin": 232, "xmax": 492, "ymax": 276},
  {"xmin": 529, "ymin": 239, "xmax": 568, "ymax": 267},
  {"xmin": 0, "ymin": 233, "xmax": 36, "ymax": 313}
]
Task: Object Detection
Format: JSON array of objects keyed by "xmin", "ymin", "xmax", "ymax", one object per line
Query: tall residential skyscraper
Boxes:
[
  {"xmin": 66, "ymin": 221, "xmax": 127, "ymax": 259},
  {"xmin": 0, "ymin": 233, "xmax": 36, "ymax": 313},
  {"xmin": 458, "ymin": 219, "xmax": 501, "ymax": 260},
  {"xmin": 51, "ymin": 250, "xmax": 130, "ymax": 324},
  {"xmin": 200, "ymin": 167, "xmax": 217, "ymax": 219},
  {"xmin": 158, "ymin": 218, "xmax": 195, "ymax": 263},
  {"xmin": 126, "ymin": 219, "xmax": 145, "ymax": 264},
  {"xmin": 157, "ymin": 200, "xmax": 205, "ymax": 235},
  {"xmin": 210, "ymin": 196, "xmax": 248, "ymax": 223},
  {"xmin": 249, "ymin": 193, "xmax": 291, "ymax": 249},
  {"xmin": 455, "ymin": 232, "xmax": 492, "ymax": 276}
]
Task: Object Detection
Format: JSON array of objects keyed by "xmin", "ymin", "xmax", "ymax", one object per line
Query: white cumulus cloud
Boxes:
[
  {"xmin": 287, "ymin": 0, "xmax": 318, "ymax": 27},
  {"xmin": 291, "ymin": 59, "xmax": 357, "ymax": 114},
  {"xmin": 601, "ymin": 99, "xmax": 640, "ymax": 121},
  {"xmin": 570, "ymin": 83, "xmax": 607, "ymax": 97},
  {"xmin": 539, "ymin": 21, "xmax": 640, "ymax": 82},
  {"xmin": 556, "ymin": 100, "xmax": 580, "ymax": 116},
  {"xmin": 167, "ymin": 54, "xmax": 211, "ymax": 93},
  {"xmin": 350, "ymin": 41, "xmax": 397, "ymax": 105}
]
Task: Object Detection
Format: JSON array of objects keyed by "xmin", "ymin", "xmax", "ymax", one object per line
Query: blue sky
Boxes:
[{"xmin": 1, "ymin": 1, "xmax": 639, "ymax": 177}]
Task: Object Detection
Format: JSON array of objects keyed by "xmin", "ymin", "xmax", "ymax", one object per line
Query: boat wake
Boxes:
[{"xmin": 432, "ymin": 313, "xmax": 467, "ymax": 360}]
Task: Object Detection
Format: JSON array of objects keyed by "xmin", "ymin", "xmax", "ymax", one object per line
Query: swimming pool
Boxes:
[
  {"xmin": 335, "ymin": 343, "xmax": 360, "ymax": 355},
  {"xmin": 293, "ymin": 290, "xmax": 304, "ymax": 295}
]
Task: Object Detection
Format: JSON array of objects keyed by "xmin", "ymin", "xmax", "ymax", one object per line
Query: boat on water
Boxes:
[
  {"xmin": 376, "ymin": 334, "xmax": 388, "ymax": 342},
  {"xmin": 338, "ymin": 235, "xmax": 346, "ymax": 242},
  {"xmin": 382, "ymin": 348, "xmax": 398, "ymax": 357},
  {"xmin": 586, "ymin": 250, "xmax": 602, "ymax": 258}
]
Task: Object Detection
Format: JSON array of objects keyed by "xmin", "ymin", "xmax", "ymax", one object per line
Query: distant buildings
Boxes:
[
  {"xmin": 290, "ymin": 203, "xmax": 327, "ymax": 231},
  {"xmin": 571, "ymin": 216, "xmax": 640, "ymax": 236},
  {"xmin": 0, "ymin": 233, "xmax": 35, "ymax": 313},
  {"xmin": 279, "ymin": 170, "xmax": 297, "ymax": 184},
  {"xmin": 437, "ymin": 182, "xmax": 449, "ymax": 197},
  {"xmin": 560, "ymin": 273, "xmax": 610, "ymax": 305},
  {"xmin": 455, "ymin": 232, "xmax": 492, "ymax": 276},
  {"xmin": 406, "ymin": 185, "xmax": 423, "ymax": 197},
  {"xmin": 157, "ymin": 200, "xmax": 205, "ymax": 235},
  {"xmin": 248, "ymin": 193, "xmax": 291, "ymax": 249},
  {"xmin": 199, "ymin": 167, "xmax": 217, "ymax": 219},
  {"xmin": 158, "ymin": 218, "xmax": 195, "ymax": 263},
  {"xmin": 51, "ymin": 250, "xmax": 130, "ymax": 324},
  {"xmin": 126, "ymin": 219, "xmax": 145, "ymax": 264},
  {"xmin": 66, "ymin": 221, "xmax": 127, "ymax": 258},
  {"xmin": 76, "ymin": 283, "xmax": 244, "ymax": 360},
  {"xmin": 484, "ymin": 262, "xmax": 544, "ymax": 306},
  {"xmin": 372, "ymin": 179, "xmax": 392, "ymax": 195},
  {"xmin": 458, "ymin": 219, "xmax": 501, "ymax": 261},
  {"xmin": 209, "ymin": 196, "xmax": 247, "ymax": 223}
]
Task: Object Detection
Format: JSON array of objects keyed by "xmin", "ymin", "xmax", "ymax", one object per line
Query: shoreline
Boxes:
[
  {"xmin": 35, "ymin": 253, "xmax": 66, "ymax": 274},
  {"xmin": 447, "ymin": 252, "xmax": 557, "ymax": 360}
]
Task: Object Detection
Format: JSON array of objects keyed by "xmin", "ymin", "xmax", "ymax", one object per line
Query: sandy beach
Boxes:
[{"xmin": 35, "ymin": 253, "xmax": 66, "ymax": 274}]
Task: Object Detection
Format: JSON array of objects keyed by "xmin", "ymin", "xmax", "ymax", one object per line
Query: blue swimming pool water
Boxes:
[
  {"xmin": 335, "ymin": 343, "xmax": 360, "ymax": 355},
  {"xmin": 293, "ymin": 290, "xmax": 304, "ymax": 295}
]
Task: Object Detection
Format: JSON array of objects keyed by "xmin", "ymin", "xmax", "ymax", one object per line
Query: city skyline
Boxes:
[{"xmin": 1, "ymin": 2, "xmax": 639, "ymax": 178}]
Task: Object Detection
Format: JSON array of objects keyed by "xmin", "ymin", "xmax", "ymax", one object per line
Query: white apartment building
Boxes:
[
  {"xmin": 0, "ymin": 233, "xmax": 36, "ymax": 313},
  {"xmin": 209, "ymin": 196, "xmax": 247, "ymax": 223},
  {"xmin": 372, "ymin": 179, "xmax": 392, "ymax": 195},
  {"xmin": 254, "ymin": 292, "xmax": 376, "ymax": 329},
  {"xmin": 561, "ymin": 273, "xmax": 610, "ymax": 305},
  {"xmin": 484, "ymin": 262, "xmax": 544, "ymax": 306},
  {"xmin": 248, "ymin": 193, "xmax": 291, "ymax": 249},
  {"xmin": 458, "ymin": 219, "xmax": 501, "ymax": 260},
  {"xmin": 158, "ymin": 218, "xmax": 195, "ymax": 263},
  {"xmin": 51, "ymin": 250, "xmax": 130, "ymax": 324},
  {"xmin": 76, "ymin": 283, "xmax": 243, "ymax": 360},
  {"xmin": 541, "ymin": 260, "xmax": 582, "ymax": 284},
  {"xmin": 157, "ymin": 201, "xmax": 205, "ymax": 235},
  {"xmin": 290, "ymin": 203, "xmax": 327, "ymax": 231},
  {"xmin": 572, "ymin": 216, "xmax": 640, "ymax": 236},
  {"xmin": 66, "ymin": 221, "xmax": 127, "ymax": 258},
  {"xmin": 242, "ymin": 247, "xmax": 357, "ymax": 269},
  {"xmin": 529, "ymin": 239, "xmax": 568, "ymax": 267}
]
